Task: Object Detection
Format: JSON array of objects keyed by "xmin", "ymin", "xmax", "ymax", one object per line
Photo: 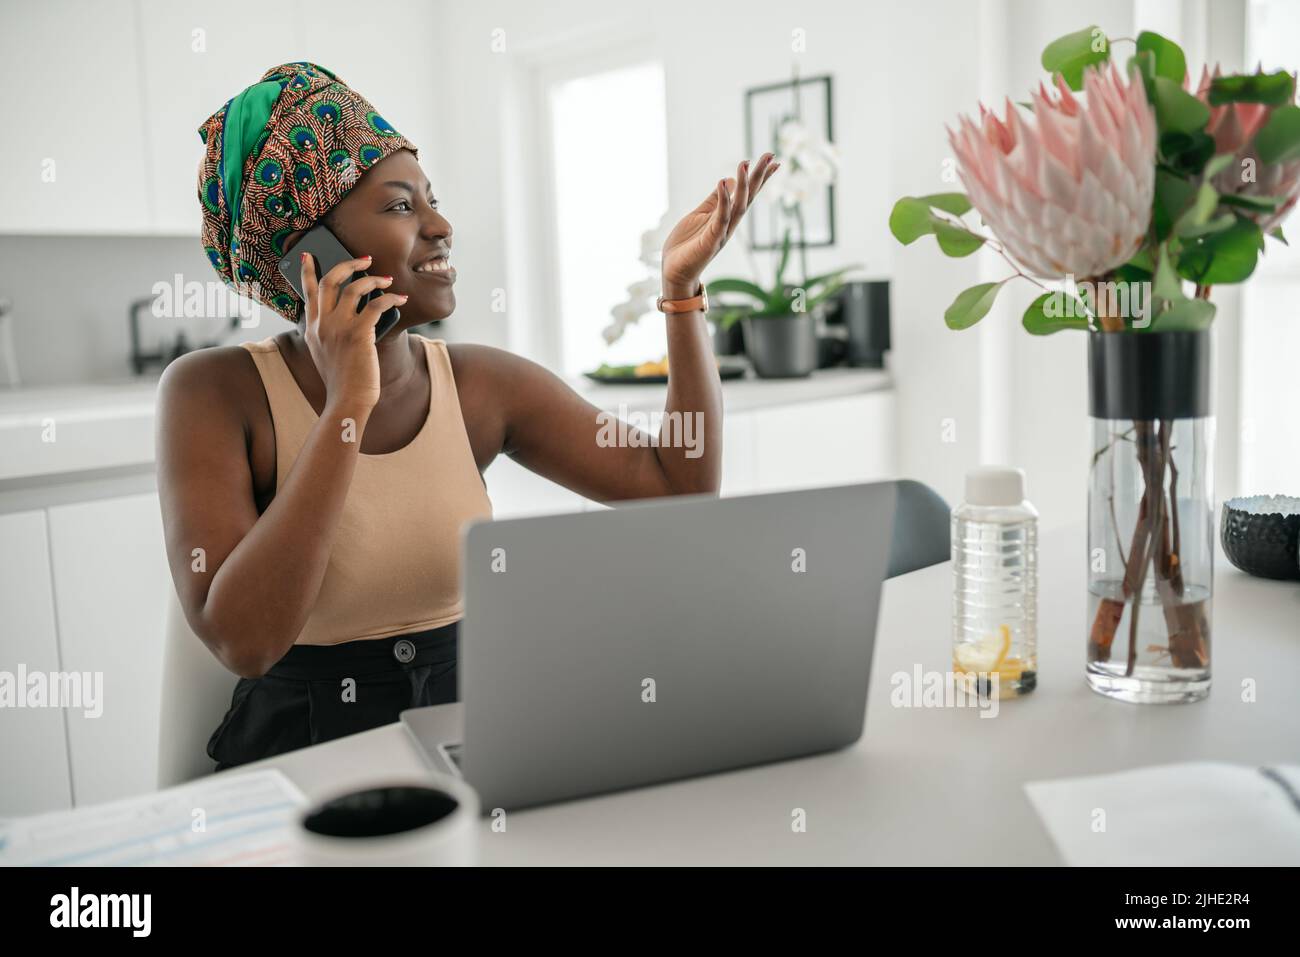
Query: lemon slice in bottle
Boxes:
[{"xmin": 954, "ymin": 624, "xmax": 1012, "ymax": 674}]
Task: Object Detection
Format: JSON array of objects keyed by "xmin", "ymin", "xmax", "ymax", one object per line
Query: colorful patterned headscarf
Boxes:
[{"xmin": 197, "ymin": 62, "xmax": 419, "ymax": 322}]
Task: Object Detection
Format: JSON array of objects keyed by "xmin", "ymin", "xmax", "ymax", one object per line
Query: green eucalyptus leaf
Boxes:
[
  {"xmin": 1218, "ymin": 193, "xmax": 1284, "ymax": 211},
  {"xmin": 1151, "ymin": 76, "xmax": 1212, "ymax": 135},
  {"xmin": 944, "ymin": 281, "xmax": 1004, "ymax": 330},
  {"xmin": 1176, "ymin": 217, "xmax": 1262, "ymax": 284},
  {"xmin": 931, "ymin": 216, "xmax": 985, "ymax": 257},
  {"xmin": 1022, "ymin": 291, "xmax": 1091, "ymax": 335},
  {"xmin": 1114, "ymin": 262, "xmax": 1153, "ymax": 283},
  {"xmin": 1153, "ymin": 298, "xmax": 1216, "ymax": 331},
  {"xmin": 1203, "ymin": 153, "xmax": 1235, "ymax": 179},
  {"xmin": 1153, "ymin": 243, "xmax": 1186, "ymax": 302},
  {"xmin": 1173, "ymin": 182, "xmax": 1219, "ymax": 236},
  {"xmin": 1154, "ymin": 171, "xmax": 1197, "ymax": 241},
  {"xmin": 1256, "ymin": 105, "xmax": 1300, "ymax": 165},
  {"xmin": 1270, "ymin": 226, "xmax": 1288, "ymax": 245},
  {"xmin": 1208, "ymin": 71, "xmax": 1297, "ymax": 107},
  {"xmin": 1042, "ymin": 26, "xmax": 1110, "ymax": 91},
  {"xmin": 1128, "ymin": 50, "xmax": 1156, "ymax": 82},
  {"xmin": 1178, "ymin": 213, "xmax": 1237, "ymax": 238},
  {"xmin": 1126, "ymin": 247, "xmax": 1156, "ymax": 272},
  {"xmin": 889, "ymin": 197, "xmax": 934, "ymax": 244},
  {"xmin": 916, "ymin": 192, "xmax": 972, "ymax": 217},
  {"xmin": 1136, "ymin": 31, "xmax": 1187, "ymax": 85}
]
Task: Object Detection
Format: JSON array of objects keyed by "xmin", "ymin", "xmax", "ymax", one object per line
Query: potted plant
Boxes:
[
  {"xmin": 890, "ymin": 26, "xmax": 1300, "ymax": 703},
  {"xmin": 709, "ymin": 227, "xmax": 856, "ymax": 378},
  {"xmin": 705, "ymin": 108, "xmax": 858, "ymax": 377}
]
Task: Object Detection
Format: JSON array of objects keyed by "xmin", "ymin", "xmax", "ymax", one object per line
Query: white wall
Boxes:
[
  {"xmin": 431, "ymin": 0, "xmax": 897, "ymax": 359},
  {"xmin": 998, "ymin": 0, "xmax": 1138, "ymax": 528},
  {"xmin": 883, "ymin": 0, "xmax": 1003, "ymax": 510}
]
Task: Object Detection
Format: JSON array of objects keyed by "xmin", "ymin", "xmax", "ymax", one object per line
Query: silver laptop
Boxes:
[{"xmin": 400, "ymin": 480, "xmax": 897, "ymax": 814}]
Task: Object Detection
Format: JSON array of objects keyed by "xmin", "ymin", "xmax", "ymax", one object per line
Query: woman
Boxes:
[{"xmin": 157, "ymin": 62, "xmax": 777, "ymax": 769}]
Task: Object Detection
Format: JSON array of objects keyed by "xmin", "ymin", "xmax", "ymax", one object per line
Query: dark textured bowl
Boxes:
[{"xmin": 1220, "ymin": 495, "xmax": 1300, "ymax": 581}]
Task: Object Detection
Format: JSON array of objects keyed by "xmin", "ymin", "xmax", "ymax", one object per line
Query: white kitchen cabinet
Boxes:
[
  {"xmin": 482, "ymin": 396, "xmax": 895, "ymax": 513},
  {"xmin": 719, "ymin": 410, "xmax": 758, "ymax": 496},
  {"xmin": 1, "ymin": 0, "xmax": 438, "ymax": 235},
  {"xmin": 46, "ymin": 493, "xmax": 171, "ymax": 805},
  {"xmin": 135, "ymin": 0, "xmax": 438, "ymax": 235},
  {"xmin": 0, "ymin": 510, "xmax": 73, "ymax": 816},
  {"xmin": 0, "ymin": 1, "xmax": 153, "ymax": 234},
  {"xmin": 485, "ymin": 453, "xmax": 585, "ymax": 518},
  {"xmin": 752, "ymin": 392, "xmax": 897, "ymax": 492},
  {"xmin": 135, "ymin": 0, "xmax": 307, "ymax": 235}
]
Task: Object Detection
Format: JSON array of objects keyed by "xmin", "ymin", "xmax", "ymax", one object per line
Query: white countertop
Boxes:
[
  {"xmin": 0, "ymin": 377, "xmax": 159, "ymax": 417},
  {"xmin": 237, "ymin": 524, "xmax": 1299, "ymax": 865},
  {"xmin": 570, "ymin": 365, "xmax": 891, "ymax": 415},
  {"xmin": 0, "ymin": 365, "xmax": 891, "ymax": 485}
]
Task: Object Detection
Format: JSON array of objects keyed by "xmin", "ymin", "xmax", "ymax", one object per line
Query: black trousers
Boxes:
[{"xmin": 207, "ymin": 622, "xmax": 460, "ymax": 771}]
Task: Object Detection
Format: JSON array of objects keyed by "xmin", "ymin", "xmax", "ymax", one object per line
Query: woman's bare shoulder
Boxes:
[
  {"xmin": 444, "ymin": 341, "xmax": 548, "ymax": 381},
  {"xmin": 156, "ymin": 340, "xmax": 271, "ymax": 434}
]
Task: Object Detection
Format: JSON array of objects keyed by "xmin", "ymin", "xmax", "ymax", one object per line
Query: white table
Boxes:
[{"xmin": 246, "ymin": 524, "xmax": 1300, "ymax": 865}]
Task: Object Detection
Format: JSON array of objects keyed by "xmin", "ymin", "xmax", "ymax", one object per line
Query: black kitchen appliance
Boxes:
[{"xmin": 828, "ymin": 280, "xmax": 891, "ymax": 368}]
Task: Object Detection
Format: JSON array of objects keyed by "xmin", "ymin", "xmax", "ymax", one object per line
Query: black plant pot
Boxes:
[
  {"xmin": 742, "ymin": 315, "xmax": 818, "ymax": 378},
  {"xmin": 711, "ymin": 318, "xmax": 745, "ymax": 357},
  {"xmin": 1087, "ymin": 328, "xmax": 1211, "ymax": 419}
]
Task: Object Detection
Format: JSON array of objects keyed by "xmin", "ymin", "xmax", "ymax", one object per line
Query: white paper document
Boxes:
[
  {"xmin": 0, "ymin": 769, "xmax": 307, "ymax": 867},
  {"xmin": 1025, "ymin": 762, "xmax": 1300, "ymax": 866}
]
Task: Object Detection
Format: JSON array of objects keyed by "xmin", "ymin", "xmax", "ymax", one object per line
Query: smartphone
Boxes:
[{"xmin": 277, "ymin": 224, "xmax": 402, "ymax": 341}]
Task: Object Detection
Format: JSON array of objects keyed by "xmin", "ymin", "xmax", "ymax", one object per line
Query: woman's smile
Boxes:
[{"xmin": 412, "ymin": 251, "xmax": 455, "ymax": 282}]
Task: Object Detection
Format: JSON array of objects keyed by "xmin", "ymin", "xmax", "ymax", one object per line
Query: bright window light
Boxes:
[
  {"xmin": 1239, "ymin": 0, "xmax": 1300, "ymax": 494},
  {"xmin": 548, "ymin": 60, "xmax": 669, "ymax": 376}
]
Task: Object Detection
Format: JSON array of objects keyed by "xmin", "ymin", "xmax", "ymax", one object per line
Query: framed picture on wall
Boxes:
[{"xmin": 744, "ymin": 74, "xmax": 835, "ymax": 251}]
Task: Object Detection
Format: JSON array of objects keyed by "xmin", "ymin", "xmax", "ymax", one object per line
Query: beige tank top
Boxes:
[{"xmin": 240, "ymin": 334, "xmax": 493, "ymax": 646}]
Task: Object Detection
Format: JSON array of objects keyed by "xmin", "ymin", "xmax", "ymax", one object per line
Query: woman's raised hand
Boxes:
[
  {"xmin": 299, "ymin": 252, "xmax": 407, "ymax": 414},
  {"xmin": 659, "ymin": 153, "xmax": 779, "ymax": 297}
]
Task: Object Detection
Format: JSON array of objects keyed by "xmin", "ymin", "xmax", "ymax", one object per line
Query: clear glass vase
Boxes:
[
  {"xmin": 1085, "ymin": 330, "xmax": 1214, "ymax": 704},
  {"xmin": 1086, "ymin": 416, "xmax": 1214, "ymax": 702}
]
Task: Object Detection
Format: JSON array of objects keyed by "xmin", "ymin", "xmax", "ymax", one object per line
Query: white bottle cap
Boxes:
[{"xmin": 965, "ymin": 466, "xmax": 1026, "ymax": 507}]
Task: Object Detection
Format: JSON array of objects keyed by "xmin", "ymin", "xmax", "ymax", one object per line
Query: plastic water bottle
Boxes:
[{"xmin": 951, "ymin": 466, "xmax": 1038, "ymax": 698}]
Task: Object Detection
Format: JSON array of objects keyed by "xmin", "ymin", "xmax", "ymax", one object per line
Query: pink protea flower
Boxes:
[
  {"xmin": 948, "ymin": 64, "xmax": 1156, "ymax": 279},
  {"xmin": 1195, "ymin": 66, "xmax": 1300, "ymax": 233}
]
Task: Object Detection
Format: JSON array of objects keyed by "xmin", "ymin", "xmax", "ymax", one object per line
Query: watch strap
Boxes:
[{"xmin": 656, "ymin": 283, "xmax": 708, "ymax": 314}]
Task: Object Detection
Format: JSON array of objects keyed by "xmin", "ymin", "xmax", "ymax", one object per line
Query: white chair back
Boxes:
[{"xmin": 156, "ymin": 587, "xmax": 239, "ymax": 788}]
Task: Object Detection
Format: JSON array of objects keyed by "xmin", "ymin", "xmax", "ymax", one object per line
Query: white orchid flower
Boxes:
[{"xmin": 768, "ymin": 118, "xmax": 840, "ymax": 210}]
